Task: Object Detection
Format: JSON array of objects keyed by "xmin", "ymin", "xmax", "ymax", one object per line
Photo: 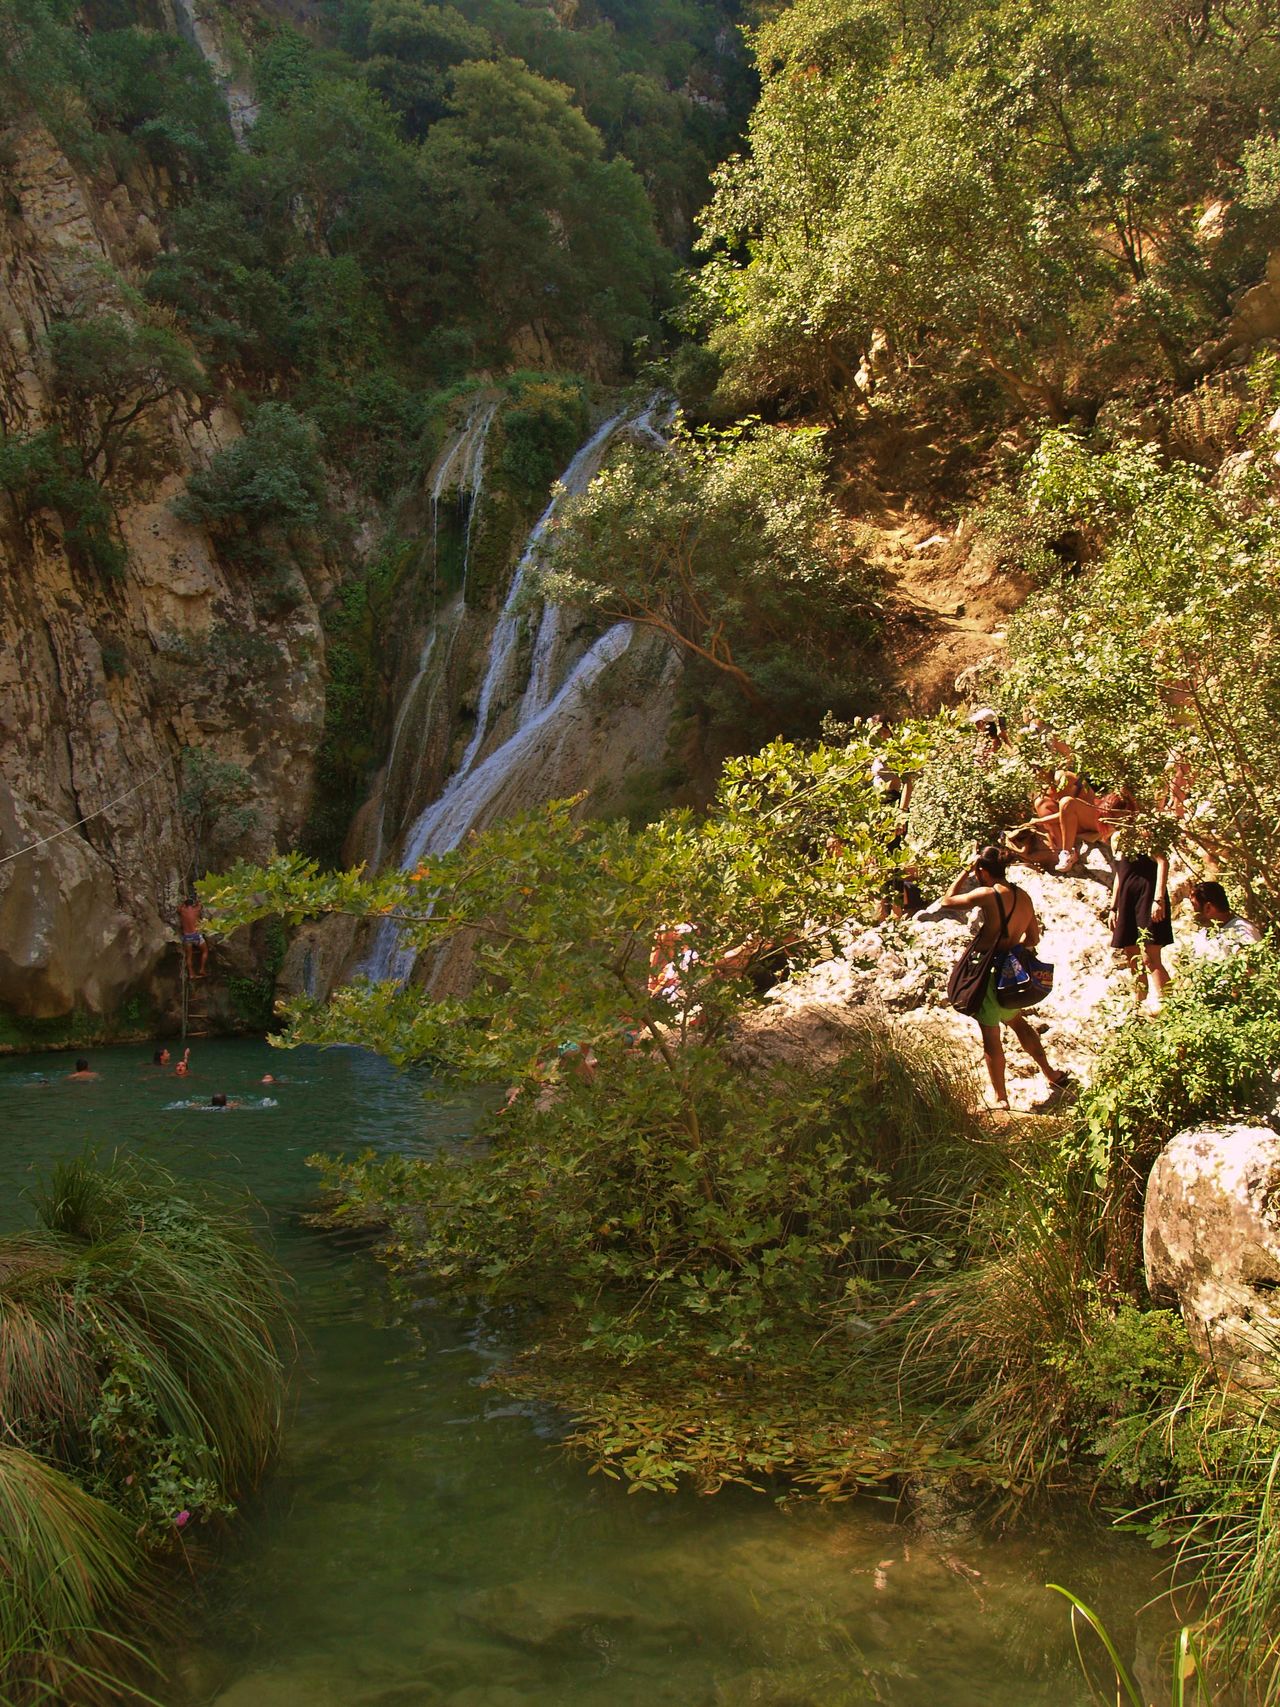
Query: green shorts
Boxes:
[{"xmin": 975, "ymin": 969, "xmax": 1013, "ymax": 1028}]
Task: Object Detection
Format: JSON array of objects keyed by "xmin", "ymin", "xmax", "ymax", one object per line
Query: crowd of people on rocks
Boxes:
[{"xmin": 865, "ymin": 706, "xmax": 1263, "ymax": 1111}]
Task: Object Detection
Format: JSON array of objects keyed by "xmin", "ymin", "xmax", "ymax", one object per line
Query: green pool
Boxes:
[{"xmin": 0, "ymin": 1038, "xmax": 1170, "ymax": 1706}]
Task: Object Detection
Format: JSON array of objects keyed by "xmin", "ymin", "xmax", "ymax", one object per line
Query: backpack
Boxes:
[{"xmin": 946, "ymin": 888, "xmax": 1009, "ymax": 1018}]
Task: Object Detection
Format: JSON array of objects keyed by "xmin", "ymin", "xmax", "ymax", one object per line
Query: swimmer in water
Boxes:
[
  {"xmin": 210, "ymin": 1092, "xmax": 240, "ymax": 1109},
  {"xmin": 174, "ymin": 1048, "xmax": 191, "ymax": 1077},
  {"xmin": 67, "ymin": 1058, "xmax": 99, "ymax": 1081},
  {"xmin": 150, "ymin": 1046, "xmax": 171, "ymax": 1067}
]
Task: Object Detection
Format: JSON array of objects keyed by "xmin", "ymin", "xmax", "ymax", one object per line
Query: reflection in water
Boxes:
[{"xmin": 0, "ymin": 1040, "xmax": 1164, "ymax": 1706}]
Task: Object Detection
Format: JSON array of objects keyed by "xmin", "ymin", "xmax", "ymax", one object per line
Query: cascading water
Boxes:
[
  {"xmin": 430, "ymin": 399, "xmax": 498, "ymax": 597},
  {"xmin": 362, "ymin": 401, "xmax": 672, "ymax": 984},
  {"xmin": 367, "ymin": 630, "xmax": 437, "ymax": 871}
]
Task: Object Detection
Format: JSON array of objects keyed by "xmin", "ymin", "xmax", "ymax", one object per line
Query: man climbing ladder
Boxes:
[{"xmin": 179, "ymin": 893, "xmax": 209, "ymax": 980}]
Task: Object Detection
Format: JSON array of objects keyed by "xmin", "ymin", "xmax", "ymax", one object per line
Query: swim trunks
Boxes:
[{"xmin": 183, "ymin": 931, "xmax": 205, "ymax": 945}]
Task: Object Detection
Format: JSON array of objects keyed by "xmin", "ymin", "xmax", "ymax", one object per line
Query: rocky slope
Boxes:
[
  {"xmin": 0, "ymin": 116, "xmax": 334, "ymax": 1035},
  {"xmin": 731, "ymin": 855, "xmax": 1161, "ymax": 1111}
]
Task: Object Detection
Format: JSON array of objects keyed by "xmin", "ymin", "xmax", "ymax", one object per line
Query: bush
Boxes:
[
  {"xmin": 0, "ymin": 1155, "xmax": 290, "ymax": 1703},
  {"xmin": 905, "ymin": 716, "xmax": 1037, "ymax": 874},
  {"xmin": 175, "ymin": 403, "xmax": 326, "ymax": 537}
]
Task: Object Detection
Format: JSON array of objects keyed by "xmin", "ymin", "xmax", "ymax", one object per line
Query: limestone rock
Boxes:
[
  {"xmin": 729, "ymin": 860, "xmax": 1132, "ymax": 1106},
  {"xmin": 1144, "ymin": 1123, "xmax": 1280, "ymax": 1380},
  {"xmin": 0, "ymin": 118, "xmax": 331, "ymax": 1033}
]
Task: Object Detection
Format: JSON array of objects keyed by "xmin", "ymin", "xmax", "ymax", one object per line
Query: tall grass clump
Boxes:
[
  {"xmin": 0, "ymin": 1154, "xmax": 290, "ymax": 1704},
  {"xmin": 0, "ymin": 1447, "xmax": 158, "ymax": 1705}
]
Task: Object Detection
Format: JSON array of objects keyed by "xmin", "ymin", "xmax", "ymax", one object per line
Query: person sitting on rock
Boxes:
[
  {"xmin": 1189, "ymin": 881, "xmax": 1261, "ymax": 958},
  {"xmin": 937, "ymin": 846, "xmax": 1073, "ymax": 1112},
  {"xmin": 1021, "ymin": 770, "xmax": 1105, "ymax": 873}
]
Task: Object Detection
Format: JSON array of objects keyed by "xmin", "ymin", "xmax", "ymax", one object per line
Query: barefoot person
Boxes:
[
  {"xmin": 938, "ymin": 846, "xmax": 1073, "ymax": 1111},
  {"xmin": 179, "ymin": 895, "xmax": 209, "ymax": 979}
]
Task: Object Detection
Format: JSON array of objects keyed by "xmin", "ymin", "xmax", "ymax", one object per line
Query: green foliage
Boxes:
[
  {"xmin": 47, "ymin": 313, "xmax": 205, "ymax": 479},
  {"xmin": 0, "ymin": 1155, "xmax": 289, "ymax": 1703},
  {"xmin": 1076, "ymin": 941, "xmax": 1280, "ymax": 1193},
  {"xmin": 180, "ymin": 747, "xmax": 259, "ymax": 873},
  {"xmin": 419, "ymin": 57, "xmax": 668, "ymax": 349},
  {"xmin": 905, "ymin": 715, "xmax": 1037, "ymax": 874},
  {"xmin": 81, "ymin": 23, "xmax": 233, "ymax": 181},
  {"xmin": 694, "ymin": 0, "xmax": 1280, "ymax": 420},
  {"xmin": 1002, "ymin": 433, "xmax": 1280, "ymax": 919},
  {"xmin": 302, "ymin": 540, "xmax": 409, "ymax": 865},
  {"xmin": 175, "ymin": 403, "xmax": 326, "ymax": 538},
  {"xmin": 539, "ymin": 417, "xmax": 879, "ymax": 725},
  {"xmin": 0, "ymin": 1446, "xmax": 157, "ymax": 1707},
  {"xmin": 202, "ymin": 729, "xmax": 978, "ymax": 1488},
  {"xmin": 0, "ymin": 428, "xmax": 127, "ymax": 579},
  {"xmin": 494, "ymin": 374, "xmax": 589, "ymax": 503}
]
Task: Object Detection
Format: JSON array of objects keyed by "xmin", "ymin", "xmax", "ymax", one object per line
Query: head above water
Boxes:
[
  {"xmin": 152, "ymin": 1047, "xmax": 170, "ymax": 1066},
  {"xmin": 974, "ymin": 845, "xmax": 1007, "ymax": 884},
  {"xmin": 75, "ymin": 1058, "xmax": 89, "ymax": 1073},
  {"xmin": 211, "ymin": 1092, "xmax": 228, "ymax": 1108}
]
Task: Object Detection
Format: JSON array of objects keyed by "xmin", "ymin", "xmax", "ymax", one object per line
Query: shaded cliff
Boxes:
[{"xmin": 0, "ymin": 116, "xmax": 335, "ymax": 1035}]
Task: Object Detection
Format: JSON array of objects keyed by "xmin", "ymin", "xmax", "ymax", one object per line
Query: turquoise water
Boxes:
[{"xmin": 0, "ymin": 1040, "xmax": 1170, "ymax": 1707}]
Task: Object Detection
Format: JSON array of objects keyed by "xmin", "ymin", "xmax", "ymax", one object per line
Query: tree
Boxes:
[
  {"xmin": 199, "ymin": 730, "xmax": 929, "ymax": 1387},
  {"xmin": 999, "ymin": 431, "xmax": 1280, "ymax": 918},
  {"xmin": 419, "ymin": 58, "xmax": 669, "ymax": 353},
  {"xmin": 47, "ymin": 314, "xmax": 206, "ymax": 478},
  {"xmin": 174, "ymin": 404, "xmax": 327, "ymax": 539},
  {"xmin": 536, "ymin": 418, "xmax": 877, "ymax": 718},
  {"xmin": 693, "ymin": 0, "xmax": 1280, "ymax": 420}
]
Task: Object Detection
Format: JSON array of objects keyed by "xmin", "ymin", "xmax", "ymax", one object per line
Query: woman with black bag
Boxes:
[{"xmin": 938, "ymin": 846, "xmax": 1074, "ymax": 1112}]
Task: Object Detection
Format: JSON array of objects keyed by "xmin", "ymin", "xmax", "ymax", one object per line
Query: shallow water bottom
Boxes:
[{"xmin": 0, "ymin": 1040, "xmax": 1169, "ymax": 1707}]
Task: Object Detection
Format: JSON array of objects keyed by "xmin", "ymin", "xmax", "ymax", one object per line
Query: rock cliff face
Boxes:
[{"xmin": 0, "ymin": 118, "xmax": 331, "ymax": 1035}]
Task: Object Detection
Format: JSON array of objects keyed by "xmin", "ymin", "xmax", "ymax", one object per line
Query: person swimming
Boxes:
[{"xmin": 67, "ymin": 1058, "xmax": 99, "ymax": 1081}]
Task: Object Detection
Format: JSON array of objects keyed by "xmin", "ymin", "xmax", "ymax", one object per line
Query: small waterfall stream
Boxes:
[
  {"xmin": 362, "ymin": 402, "xmax": 670, "ymax": 983},
  {"xmin": 430, "ymin": 399, "xmax": 498, "ymax": 596}
]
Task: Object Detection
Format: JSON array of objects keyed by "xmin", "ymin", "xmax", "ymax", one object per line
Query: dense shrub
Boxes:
[
  {"xmin": 175, "ymin": 403, "xmax": 326, "ymax": 536},
  {"xmin": 0, "ymin": 1155, "xmax": 289, "ymax": 1703}
]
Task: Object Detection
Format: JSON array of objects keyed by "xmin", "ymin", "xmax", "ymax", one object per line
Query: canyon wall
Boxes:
[{"xmin": 0, "ymin": 116, "xmax": 334, "ymax": 1036}]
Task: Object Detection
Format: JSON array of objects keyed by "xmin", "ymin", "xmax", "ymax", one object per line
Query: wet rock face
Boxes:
[{"xmin": 1144, "ymin": 1124, "xmax": 1280, "ymax": 1382}]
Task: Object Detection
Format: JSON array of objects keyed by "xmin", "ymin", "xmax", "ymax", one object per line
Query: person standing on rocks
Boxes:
[
  {"xmin": 938, "ymin": 846, "xmax": 1073, "ymax": 1112},
  {"xmin": 1102, "ymin": 797, "xmax": 1172, "ymax": 1009}
]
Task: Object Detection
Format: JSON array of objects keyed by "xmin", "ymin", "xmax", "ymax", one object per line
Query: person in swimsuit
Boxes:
[
  {"xmin": 938, "ymin": 846, "xmax": 1073, "ymax": 1111},
  {"xmin": 179, "ymin": 895, "xmax": 209, "ymax": 979},
  {"xmin": 67, "ymin": 1057, "xmax": 99, "ymax": 1081}
]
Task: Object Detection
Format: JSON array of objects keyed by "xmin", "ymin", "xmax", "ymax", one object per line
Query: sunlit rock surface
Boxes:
[{"xmin": 1144, "ymin": 1122, "xmax": 1280, "ymax": 1381}]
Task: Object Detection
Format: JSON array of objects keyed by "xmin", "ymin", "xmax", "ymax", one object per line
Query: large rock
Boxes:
[{"xmin": 1144, "ymin": 1124, "xmax": 1280, "ymax": 1381}]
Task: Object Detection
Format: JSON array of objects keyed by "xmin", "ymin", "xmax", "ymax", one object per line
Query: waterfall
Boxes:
[
  {"xmin": 361, "ymin": 402, "xmax": 670, "ymax": 983},
  {"xmin": 430, "ymin": 400, "xmax": 498, "ymax": 596},
  {"xmin": 367, "ymin": 631, "xmax": 436, "ymax": 871}
]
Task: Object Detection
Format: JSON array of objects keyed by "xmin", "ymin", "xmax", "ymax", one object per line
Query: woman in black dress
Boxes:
[{"xmin": 1102, "ymin": 793, "xmax": 1172, "ymax": 1007}]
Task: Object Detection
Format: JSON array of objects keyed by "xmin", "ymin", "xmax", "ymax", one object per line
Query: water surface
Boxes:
[{"xmin": 0, "ymin": 1040, "xmax": 1169, "ymax": 1706}]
